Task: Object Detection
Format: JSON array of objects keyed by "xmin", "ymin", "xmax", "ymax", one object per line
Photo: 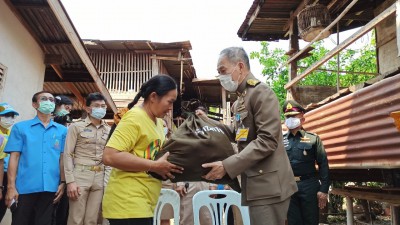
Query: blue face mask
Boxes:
[
  {"xmin": 38, "ymin": 101, "xmax": 55, "ymax": 115},
  {"xmin": 91, "ymin": 107, "xmax": 106, "ymax": 120}
]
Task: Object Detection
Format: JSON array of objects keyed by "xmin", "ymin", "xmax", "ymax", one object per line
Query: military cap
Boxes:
[{"xmin": 283, "ymin": 100, "xmax": 306, "ymax": 116}]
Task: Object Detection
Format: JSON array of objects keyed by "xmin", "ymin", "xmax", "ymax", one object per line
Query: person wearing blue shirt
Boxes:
[{"xmin": 4, "ymin": 91, "xmax": 67, "ymax": 225}]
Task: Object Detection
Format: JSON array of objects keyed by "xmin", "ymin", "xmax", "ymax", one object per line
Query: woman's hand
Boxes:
[{"xmin": 150, "ymin": 152, "xmax": 183, "ymax": 180}]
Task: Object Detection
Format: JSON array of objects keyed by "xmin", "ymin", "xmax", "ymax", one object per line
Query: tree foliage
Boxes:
[{"xmin": 250, "ymin": 31, "xmax": 377, "ymax": 107}]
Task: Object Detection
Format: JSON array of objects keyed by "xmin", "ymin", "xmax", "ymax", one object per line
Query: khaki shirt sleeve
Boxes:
[
  {"xmin": 64, "ymin": 124, "xmax": 79, "ymax": 184},
  {"xmin": 223, "ymin": 85, "xmax": 281, "ymax": 178}
]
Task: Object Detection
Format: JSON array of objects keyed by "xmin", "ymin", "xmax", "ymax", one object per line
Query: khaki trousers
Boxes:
[
  {"xmin": 67, "ymin": 169, "xmax": 104, "ymax": 225},
  {"xmin": 249, "ymin": 197, "xmax": 290, "ymax": 225},
  {"xmin": 180, "ymin": 182, "xmax": 212, "ymax": 225}
]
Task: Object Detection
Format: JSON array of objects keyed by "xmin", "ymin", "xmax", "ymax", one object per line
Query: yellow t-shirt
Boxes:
[
  {"xmin": 0, "ymin": 129, "xmax": 10, "ymax": 159},
  {"xmin": 102, "ymin": 106, "xmax": 165, "ymax": 219}
]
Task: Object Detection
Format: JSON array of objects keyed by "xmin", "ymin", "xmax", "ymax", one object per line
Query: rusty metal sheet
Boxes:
[{"xmin": 304, "ymin": 74, "xmax": 400, "ymax": 169}]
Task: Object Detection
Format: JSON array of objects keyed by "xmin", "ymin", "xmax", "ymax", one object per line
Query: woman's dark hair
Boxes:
[
  {"xmin": 127, "ymin": 75, "xmax": 177, "ymax": 109},
  {"xmin": 55, "ymin": 95, "xmax": 74, "ymax": 107}
]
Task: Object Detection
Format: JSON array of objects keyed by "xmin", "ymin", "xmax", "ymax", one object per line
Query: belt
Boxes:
[
  {"xmin": 75, "ymin": 164, "xmax": 104, "ymax": 172},
  {"xmin": 294, "ymin": 174, "xmax": 315, "ymax": 182}
]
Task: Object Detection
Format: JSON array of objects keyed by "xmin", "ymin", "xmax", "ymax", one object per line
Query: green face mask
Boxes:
[
  {"xmin": 38, "ymin": 101, "xmax": 55, "ymax": 115},
  {"xmin": 56, "ymin": 108, "xmax": 69, "ymax": 116}
]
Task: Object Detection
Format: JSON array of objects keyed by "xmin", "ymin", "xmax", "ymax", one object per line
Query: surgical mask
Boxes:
[
  {"xmin": 285, "ymin": 117, "xmax": 301, "ymax": 130},
  {"xmin": 56, "ymin": 108, "xmax": 69, "ymax": 117},
  {"xmin": 164, "ymin": 127, "xmax": 169, "ymax": 136},
  {"xmin": 217, "ymin": 65, "xmax": 239, "ymax": 92},
  {"xmin": 38, "ymin": 101, "xmax": 55, "ymax": 115},
  {"xmin": 0, "ymin": 117, "xmax": 15, "ymax": 128},
  {"xmin": 91, "ymin": 107, "xmax": 106, "ymax": 120}
]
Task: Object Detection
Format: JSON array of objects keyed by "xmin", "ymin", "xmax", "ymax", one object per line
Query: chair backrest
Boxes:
[
  {"xmin": 192, "ymin": 190, "xmax": 250, "ymax": 225},
  {"xmin": 153, "ymin": 188, "xmax": 181, "ymax": 225}
]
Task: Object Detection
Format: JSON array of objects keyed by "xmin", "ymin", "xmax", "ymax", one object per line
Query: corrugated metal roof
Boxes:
[
  {"xmin": 303, "ymin": 73, "xmax": 400, "ymax": 169},
  {"xmin": 84, "ymin": 39, "xmax": 196, "ymax": 79},
  {"xmin": 238, "ymin": 0, "xmax": 382, "ymax": 41}
]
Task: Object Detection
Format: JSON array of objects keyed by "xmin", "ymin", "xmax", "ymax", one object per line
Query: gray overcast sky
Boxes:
[{"xmin": 61, "ymin": 0, "xmax": 277, "ymax": 80}]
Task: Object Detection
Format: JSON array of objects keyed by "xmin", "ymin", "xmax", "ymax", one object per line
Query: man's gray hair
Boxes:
[{"xmin": 219, "ymin": 47, "xmax": 251, "ymax": 70}]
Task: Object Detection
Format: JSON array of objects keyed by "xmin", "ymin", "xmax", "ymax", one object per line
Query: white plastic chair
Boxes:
[
  {"xmin": 153, "ymin": 188, "xmax": 181, "ymax": 225},
  {"xmin": 192, "ymin": 190, "xmax": 250, "ymax": 225}
]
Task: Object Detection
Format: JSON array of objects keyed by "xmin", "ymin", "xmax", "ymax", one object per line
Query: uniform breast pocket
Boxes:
[
  {"xmin": 52, "ymin": 135, "xmax": 62, "ymax": 152},
  {"xmin": 297, "ymin": 142, "xmax": 313, "ymax": 161},
  {"xmin": 80, "ymin": 132, "xmax": 95, "ymax": 147}
]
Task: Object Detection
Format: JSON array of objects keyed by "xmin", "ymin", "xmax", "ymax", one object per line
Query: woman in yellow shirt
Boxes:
[{"xmin": 102, "ymin": 75, "xmax": 183, "ymax": 225}]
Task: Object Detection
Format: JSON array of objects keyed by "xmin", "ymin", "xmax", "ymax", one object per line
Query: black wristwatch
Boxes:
[{"xmin": 60, "ymin": 181, "xmax": 66, "ymax": 185}]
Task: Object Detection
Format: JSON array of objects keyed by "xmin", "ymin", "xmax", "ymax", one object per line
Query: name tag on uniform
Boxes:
[
  {"xmin": 300, "ymin": 137, "xmax": 311, "ymax": 143},
  {"xmin": 235, "ymin": 128, "xmax": 249, "ymax": 142}
]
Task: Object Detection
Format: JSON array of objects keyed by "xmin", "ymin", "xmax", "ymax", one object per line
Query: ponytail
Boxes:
[
  {"xmin": 126, "ymin": 75, "xmax": 177, "ymax": 109},
  {"xmin": 127, "ymin": 91, "xmax": 142, "ymax": 109}
]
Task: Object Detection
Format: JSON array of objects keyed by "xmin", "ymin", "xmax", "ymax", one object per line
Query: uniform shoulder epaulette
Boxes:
[
  {"xmin": 305, "ymin": 131, "xmax": 318, "ymax": 136},
  {"xmin": 247, "ymin": 79, "xmax": 260, "ymax": 87}
]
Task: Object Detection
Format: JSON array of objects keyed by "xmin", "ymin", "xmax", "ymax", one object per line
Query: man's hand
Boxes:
[
  {"xmin": 317, "ymin": 191, "xmax": 328, "ymax": 209},
  {"xmin": 53, "ymin": 183, "xmax": 65, "ymax": 204},
  {"xmin": 67, "ymin": 182, "xmax": 80, "ymax": 201},
  {"xmin": 202, "ymin": 161, "xmax": 226, "ymax": 181},
  {"xmin": 5, "ymin": 186, "xmax": 18, "ymax": 207},
  {"xmin": 175, "ymin": 185, "xmax": 187, "ymax": 197}
]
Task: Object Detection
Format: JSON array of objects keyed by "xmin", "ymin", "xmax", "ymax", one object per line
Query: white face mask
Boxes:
[
  {"xmin": 0, "ymin": 117, "xmax": 15, "ymax": 129},
  {"xmin": 217, "ymin": 65, "xmax": 240, "ymax": 92},
  {"xmin": 285, "ymin": 117, "xmax": 301, "ymax": 130}
]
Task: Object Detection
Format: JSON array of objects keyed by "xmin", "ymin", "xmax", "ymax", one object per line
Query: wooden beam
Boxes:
[
  {"xmin": 50, "ymin": 64, "xmax": 63, "ymax": 80},
  {"xmin": 65, "ymin": 82, "xmax": 85, "ymax": 106},
  {"xmin": 48, "ymin": 0, "xmax": 117, "ymax": 113},
  {"xmin": 241, "ymin": 0, "xmax": 265, "ymax": 39},
  {"xmin": 297, "ymin": 66, "xmax": 379, "ymax": 76},
  {"xmin": 45, "ymin": 54, "xmax": 63, "ymax": 65},
  {"xmin": 331, "ymin": 188, "xmax": 400, "ymax": 206},
  {"xmin": 285, "ymin": 2, "xmax": 396, "ymax": 89}
]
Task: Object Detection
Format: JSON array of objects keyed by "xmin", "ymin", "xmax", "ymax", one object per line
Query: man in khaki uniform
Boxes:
[
  {"xmin": 64, "ymin": 93, "xmax": 110, "ymax": 225},
  {"xmin": 202, "ymin": 47, "xmax": 298, "ymax": 225}
]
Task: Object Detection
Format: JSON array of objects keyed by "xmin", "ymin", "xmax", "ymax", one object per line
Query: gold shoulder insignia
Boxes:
[
  {"xmin": 247, "ymin": 79, "xmax": 260, "ymax": 87},
  {"xmin": 306, "ymin": 131, "xmax": 317, "ymax": 136}
]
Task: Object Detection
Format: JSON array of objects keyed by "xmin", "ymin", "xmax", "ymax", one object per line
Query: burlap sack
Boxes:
[{"xmin": 150, "ymin": 114, "xmax": 240, "ymax": 192}]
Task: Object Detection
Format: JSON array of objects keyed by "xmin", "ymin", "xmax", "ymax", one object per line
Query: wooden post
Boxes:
[
  {"xmin": 346, "ymin": 196, "xmax": 354, "ymax": 225},
  {"xmin": 180, "ymin": 60, "xmax": 183, "ymax": 96},
  {"xmin": 391, "ymin": 206, "xmax": 400, "ymax": 224},
  {"xmin": 287, "ymin": 16, "xmax": 299, "ymax": 101},
  {"xmin": 152, "ymin": 54, "xmax": 159, "ymax": 76}
]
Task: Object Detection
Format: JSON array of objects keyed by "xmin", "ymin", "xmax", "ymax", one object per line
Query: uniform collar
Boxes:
[
  {"xmin": 84, "ymin": 116, "xmax": 106, "ymax": 128},
  {"xmin": 30, "ymin": 116, "xmax": 56, "ymax": 128},
  {"xmin": 236, "ymin": 73, "xmax": 255, "ymax": 95},
  {"xmin": 288, "ymin": 129, "xmax": 306, "ymax": 137}
]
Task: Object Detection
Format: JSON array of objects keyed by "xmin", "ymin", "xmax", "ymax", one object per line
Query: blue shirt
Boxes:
[{"xmin": 5, "ymin": 117, "xmax": 67, "ymax": 194}]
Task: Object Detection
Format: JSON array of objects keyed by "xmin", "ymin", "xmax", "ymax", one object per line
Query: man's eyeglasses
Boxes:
[{"xmin": 39, "ymin": 96, "xmax": 55, "ymax": 102}]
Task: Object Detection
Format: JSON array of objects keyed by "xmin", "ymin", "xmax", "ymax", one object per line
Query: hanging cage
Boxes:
[{"xmin": 297, "ymin": 3, "xmax": 332, "ymax": 42}]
